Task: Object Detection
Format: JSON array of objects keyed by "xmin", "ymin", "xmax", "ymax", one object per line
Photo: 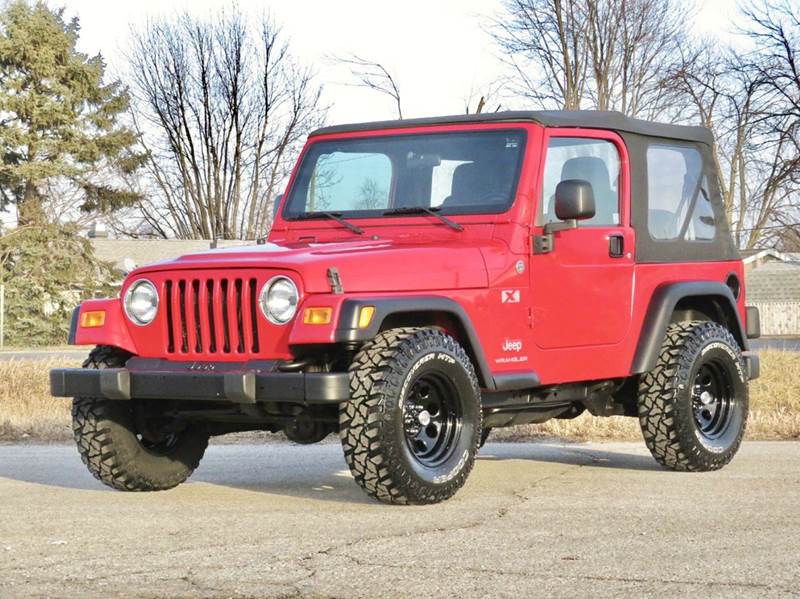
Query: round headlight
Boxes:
[
  {"xmin": 260, "ymin": 276, "xmax": 299, "ymax": 324},
  {"xmin": 124, "ymin": 279, "xmax": 159, "ymax": 325}
]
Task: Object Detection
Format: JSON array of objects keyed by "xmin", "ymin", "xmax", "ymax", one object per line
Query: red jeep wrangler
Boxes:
[{"xmin": 52, "ymin": 111, "xmax": 760, "ymax": 504}]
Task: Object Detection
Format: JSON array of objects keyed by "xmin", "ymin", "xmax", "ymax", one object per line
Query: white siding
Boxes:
[{"xmin": 751, "ymin": 302, "xmax": 800, "ymax": 336}]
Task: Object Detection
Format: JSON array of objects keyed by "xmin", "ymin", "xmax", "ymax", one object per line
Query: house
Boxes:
[
  {"xmin": 743, "ymin": 249, "xmax": 800, "ymax": 336},
  {"xmin": 90, "ymin": 238, "xmax": 251, "ymax": 274}
]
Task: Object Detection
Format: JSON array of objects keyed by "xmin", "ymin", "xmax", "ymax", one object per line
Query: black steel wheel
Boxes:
[
  {"xmin": 403, "ymin": 373, "xmax": 462, "ymax": 467},
  {"xmin": 340, "ymin": 328, "xmax": 482, "ymax": 505},
  {"xmin": 692, "ymin": 360, "xmax": 737, "ymax": 442},
  {"xmin": 638, "ymin": 321, "xmax": 748, "ymax": 471}
]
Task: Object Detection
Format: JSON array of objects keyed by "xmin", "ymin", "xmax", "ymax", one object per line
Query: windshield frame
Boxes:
[{"xmin": 281, "ymin": 128, "xmax": 528, "ymax": 221}]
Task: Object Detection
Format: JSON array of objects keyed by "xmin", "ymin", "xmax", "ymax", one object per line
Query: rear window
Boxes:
[{"xmin": 646, "ymin": 144, "xmax": 715, "ymax": 241}]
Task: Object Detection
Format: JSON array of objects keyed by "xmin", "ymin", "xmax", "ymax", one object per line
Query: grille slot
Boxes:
[
  {"xmin": 249, "ymin": 279, "xmax": 260, "ymax": 353},
  {"xmin": 178, "ymin": 281, "xmax": 188, "ymax": 353},
  {"xmin": 164, "ymin": 276, "xmax": 259, "ymax": 355}
]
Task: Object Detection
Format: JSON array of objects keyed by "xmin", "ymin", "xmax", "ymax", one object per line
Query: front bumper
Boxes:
[{"xmin": 50, "ymin": 359, "xmax": 351, "ymax": 404}]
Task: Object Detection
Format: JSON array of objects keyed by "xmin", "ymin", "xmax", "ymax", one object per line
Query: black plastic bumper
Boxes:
[
  {"xmin": 50, "ymin": 361, "xmax": 351, "ymax": 404},
  {"xmin": 743, "ymin": 351, "xmax": 760, "ymax": 381},
  {"xmin": 745, "ymin": 306, "xmax": 761, "ymax": 339}
]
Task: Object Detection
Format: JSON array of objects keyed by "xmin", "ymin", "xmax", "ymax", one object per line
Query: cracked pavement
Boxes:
[{"xmin": 1, "ymin": 441, "xmax": 798, "ymax": 598}]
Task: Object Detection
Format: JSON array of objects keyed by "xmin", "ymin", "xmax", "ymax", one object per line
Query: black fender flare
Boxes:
[
  {"xmin": 67, "ymin": 305, "xmax": 81, "ymax": 345},
  {"xmin": 334, "ymin": 296, "xmax": 522, "ymax": 391},
  {"xmin": 631, "ymin": 281, "xmax": 749, "ymax": 374}
]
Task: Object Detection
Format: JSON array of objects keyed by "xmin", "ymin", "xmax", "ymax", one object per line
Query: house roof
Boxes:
[
  {"xmin": 91, "ymin": 239, "xmax": 251, "ymax": 272},
  {"xmin": 741, "ymin": 248, "xmax": 797, "ymax": 264},
  {"xmin": 311, "ymin": 110, "xmax": 714, "ymax": 145},
  {"xmin": 746, "ymin": 260, "xmax": 800, "ymax": 302}
]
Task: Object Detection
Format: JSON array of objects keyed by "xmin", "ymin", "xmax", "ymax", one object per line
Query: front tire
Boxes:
[
  {"xmin": 72, "ymin": 346, "xmax": 209, "ymax": 491},
  {"xmin": 637, "ymin": 321, "xmax": 748, "ymax": 472},
  {"xmin": 340, "ymin": 328, "xmax": 482, "ymax": 504}
]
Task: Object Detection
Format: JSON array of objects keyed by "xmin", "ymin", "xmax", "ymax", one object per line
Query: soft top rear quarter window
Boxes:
[
  {"xmin": 646, "ymin": 143, "xmax": 716, "ymax": 242},
  {"xmin": 283, "ymin": 129, "xmax": 527, "ymax": 219}
]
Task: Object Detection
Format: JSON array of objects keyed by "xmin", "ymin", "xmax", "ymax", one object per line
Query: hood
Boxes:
[{"xmin": 132, "ymin": 238, "xmax": 493, "ymax": 293}]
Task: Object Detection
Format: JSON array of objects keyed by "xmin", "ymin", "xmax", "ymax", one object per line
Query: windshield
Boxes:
[{"xmin": 282, "ymin": 129, "xmax": 527, "ymax": 219}]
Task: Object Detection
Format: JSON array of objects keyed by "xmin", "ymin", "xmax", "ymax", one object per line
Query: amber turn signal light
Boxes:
[
  {"xmin": 303, "ymin": 307, "xmax": 333, "ymax": 325},
  {"xmin": 80, "ymin": 310, "xmax": 106, "ymax": 328},
  {"xmin": 357, "ymin": 306, "xmax": 375, "ymax": 329}
]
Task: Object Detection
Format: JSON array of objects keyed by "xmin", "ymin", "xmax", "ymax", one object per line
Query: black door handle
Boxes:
[{"xmin": 609, "ymin": 234, "xmax": 624, "ymax": 258}]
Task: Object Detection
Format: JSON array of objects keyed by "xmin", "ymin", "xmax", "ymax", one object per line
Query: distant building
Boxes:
[
  {"xmin": 90, "ymin": 239, "xmax": 252, "ymax": 275},
  {"xmin": 743, "ymin": 249, "xmax": 800, "ymax": 336}
]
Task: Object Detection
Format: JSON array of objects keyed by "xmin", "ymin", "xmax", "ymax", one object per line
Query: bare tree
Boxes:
[
  {"xmin": 666, "ymin": 46, "xmax": 758, "ymax": 230},
  {"xmin": 335, "ymin": 54, "xmax": 403, "ymax": 119},
  {"xmin": 665, "ymin": 0, "xmax": 800, "ymax": 249},
  {"xmin": 491, "ymin": 0, "xmax": 589, "ymax": 110},
  {"xmin": 463, "ymin": 80, "xmax": 504, "ymax": 114},
  {"xmin": 356, "ymin": 178, "xmax": 386, "ymax": 210},
  {"xmin": 126, "ymin": 10, "xmax": 325, "ymax": 240},
  {"xmin": 490, "ymin": 0, "xmax": 686, "ymax": 118},
  {"xmin": 734, "ymin": 1, "xmax": 799, "ymax": 248}
]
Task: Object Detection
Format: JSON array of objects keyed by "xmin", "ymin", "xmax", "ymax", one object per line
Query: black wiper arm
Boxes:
[
  {"xmin": 291, "ymin": 211, "xmax": 364, "ymax": 235},
  {"xmin": 382, "ymin": 206, "xmax": 463, "ymax": 232}
]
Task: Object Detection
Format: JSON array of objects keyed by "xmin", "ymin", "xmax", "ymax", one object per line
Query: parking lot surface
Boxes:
[{"xmin": 1, "ymin": 441, "xmax": 798, "ymax": 598}]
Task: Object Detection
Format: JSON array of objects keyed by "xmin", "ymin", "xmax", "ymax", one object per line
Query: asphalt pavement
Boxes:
[
  {"xmin": 0, "ymin": 441, "xmax": 798, "ymax": 598},
  {"xmin": 750, "ymin": 337, "xmax": 800, "ymax": 352},
  {"xmin": 0, "ymin": 349, "xmax": 86, "ymax": 362}
]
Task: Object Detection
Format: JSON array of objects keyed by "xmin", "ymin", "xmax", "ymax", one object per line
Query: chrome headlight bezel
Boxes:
[
  {"xmin": 259, "ymin": 276, "xmax": 299, "ymax": 325},
  {"xmin": 123, "ymin": 279, "xmax": 159, "ymax": 326}
]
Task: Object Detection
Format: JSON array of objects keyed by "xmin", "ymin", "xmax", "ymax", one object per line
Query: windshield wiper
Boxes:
[
  {"xmin": 382, "ymin": 206, "xmax": 463, "ymax": 232},
  {"xmin": 291, "ymin": 211, "xmax": 364, "ymax": 235}
]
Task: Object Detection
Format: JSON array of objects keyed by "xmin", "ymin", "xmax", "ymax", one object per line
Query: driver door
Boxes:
[{"xmin": 530, "ymin": 130, "xmax": 635, "ymax": 350}]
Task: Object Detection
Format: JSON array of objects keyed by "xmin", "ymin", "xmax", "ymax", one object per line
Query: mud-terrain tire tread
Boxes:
[
  {"xmin": 637, "ymin": 321, "xmax": 748, "ymax": 472},
  {"xmin": 340, "ymin": 328, "xmax": 481, "ymax": 505},
  {"xmin": 72, "ymin": 345, "xmax": 208, "ymax": 492}
]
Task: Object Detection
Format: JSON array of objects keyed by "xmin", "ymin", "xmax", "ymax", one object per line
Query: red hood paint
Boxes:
[{"xmin": 131, "ymin": 237, "xmax": 494, "ymax": 293}]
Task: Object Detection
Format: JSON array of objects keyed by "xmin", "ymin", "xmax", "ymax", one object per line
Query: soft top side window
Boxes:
[
  {"xmin": 540, "ymin": 137, "xmax": 621, "ymax": 227},
  {"xmin": 646, "ymin": 144, "xmax": 715, "ymax": 242}
]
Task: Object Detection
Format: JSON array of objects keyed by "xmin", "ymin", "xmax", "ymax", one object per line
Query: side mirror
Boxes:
[
  {"xmin": 554, "ymin": 179, "xmax": 595, "ymax": 221},
  {"xmin": 272, "ymin": 194, "xmax": 284, "ymax": 219},
  {"xmin": 534, "ymin": 180, "xmax": 596, "ymax": 255}
]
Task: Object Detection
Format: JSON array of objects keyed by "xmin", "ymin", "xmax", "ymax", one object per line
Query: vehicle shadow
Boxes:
[
  {"xmin": 0, "ymin": 441, "xmax": 662, "ymax": 502},
  {"xmin": 477, "ymin": 442, "xmax": 664, "ymax": 472},
  {"xmin": 0, "ymin": 442, "xmax": 375, "ymax": 504}
]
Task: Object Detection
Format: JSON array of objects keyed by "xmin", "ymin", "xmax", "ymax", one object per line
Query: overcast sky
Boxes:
[
  {"xmin": 1, "ymin": 0, "xmax": 749, "ymax": 229},
  {"xmin": 62, "ymin": 0, "xmax": 749, "ymax": 124}
]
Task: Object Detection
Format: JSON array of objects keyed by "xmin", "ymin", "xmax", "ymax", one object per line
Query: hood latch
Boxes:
[{"xmin": 327, "ymin": 267, "xmax": 344, "ymax": 294}]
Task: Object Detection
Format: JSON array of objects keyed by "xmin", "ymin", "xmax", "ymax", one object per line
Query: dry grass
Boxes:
[
  {"xmin": 0, "ymin": 358, "xmax": 80, "ymax": 442},
  {"xmin": 1, "ymin": 351, "xmax": 798, "ymax": 443}
]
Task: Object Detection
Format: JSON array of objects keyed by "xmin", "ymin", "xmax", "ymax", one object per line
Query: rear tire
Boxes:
[
  {"xmin": 637, "ymin": 321, "xmax": 748, "ymax": 472},
  {"xmin": 72, "ymin": 346, "xmax": 209, "ymax": 491},
  {"xmin": 340, "ymin": 328, "xmax": 481, "ymax": 505}
]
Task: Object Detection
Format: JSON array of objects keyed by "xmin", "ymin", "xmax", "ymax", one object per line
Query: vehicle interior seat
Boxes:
[{"xmin": 441, "ymin": 162, "xmax": 499, "ymax": 208}]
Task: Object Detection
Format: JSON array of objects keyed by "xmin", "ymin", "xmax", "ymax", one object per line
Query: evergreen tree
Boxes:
[
  {"xmin": 0, "ymin": 224, "xmax": 118, "ymax": 345},
  {"xmin": 0, "ymin": 1, "xmax": 142, "ymax": 224}
]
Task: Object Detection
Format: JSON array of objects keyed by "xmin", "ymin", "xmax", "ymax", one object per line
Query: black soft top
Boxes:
[{"xmin": 311, "ymin": 110, "xmax": 714, "ymax": 145}]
